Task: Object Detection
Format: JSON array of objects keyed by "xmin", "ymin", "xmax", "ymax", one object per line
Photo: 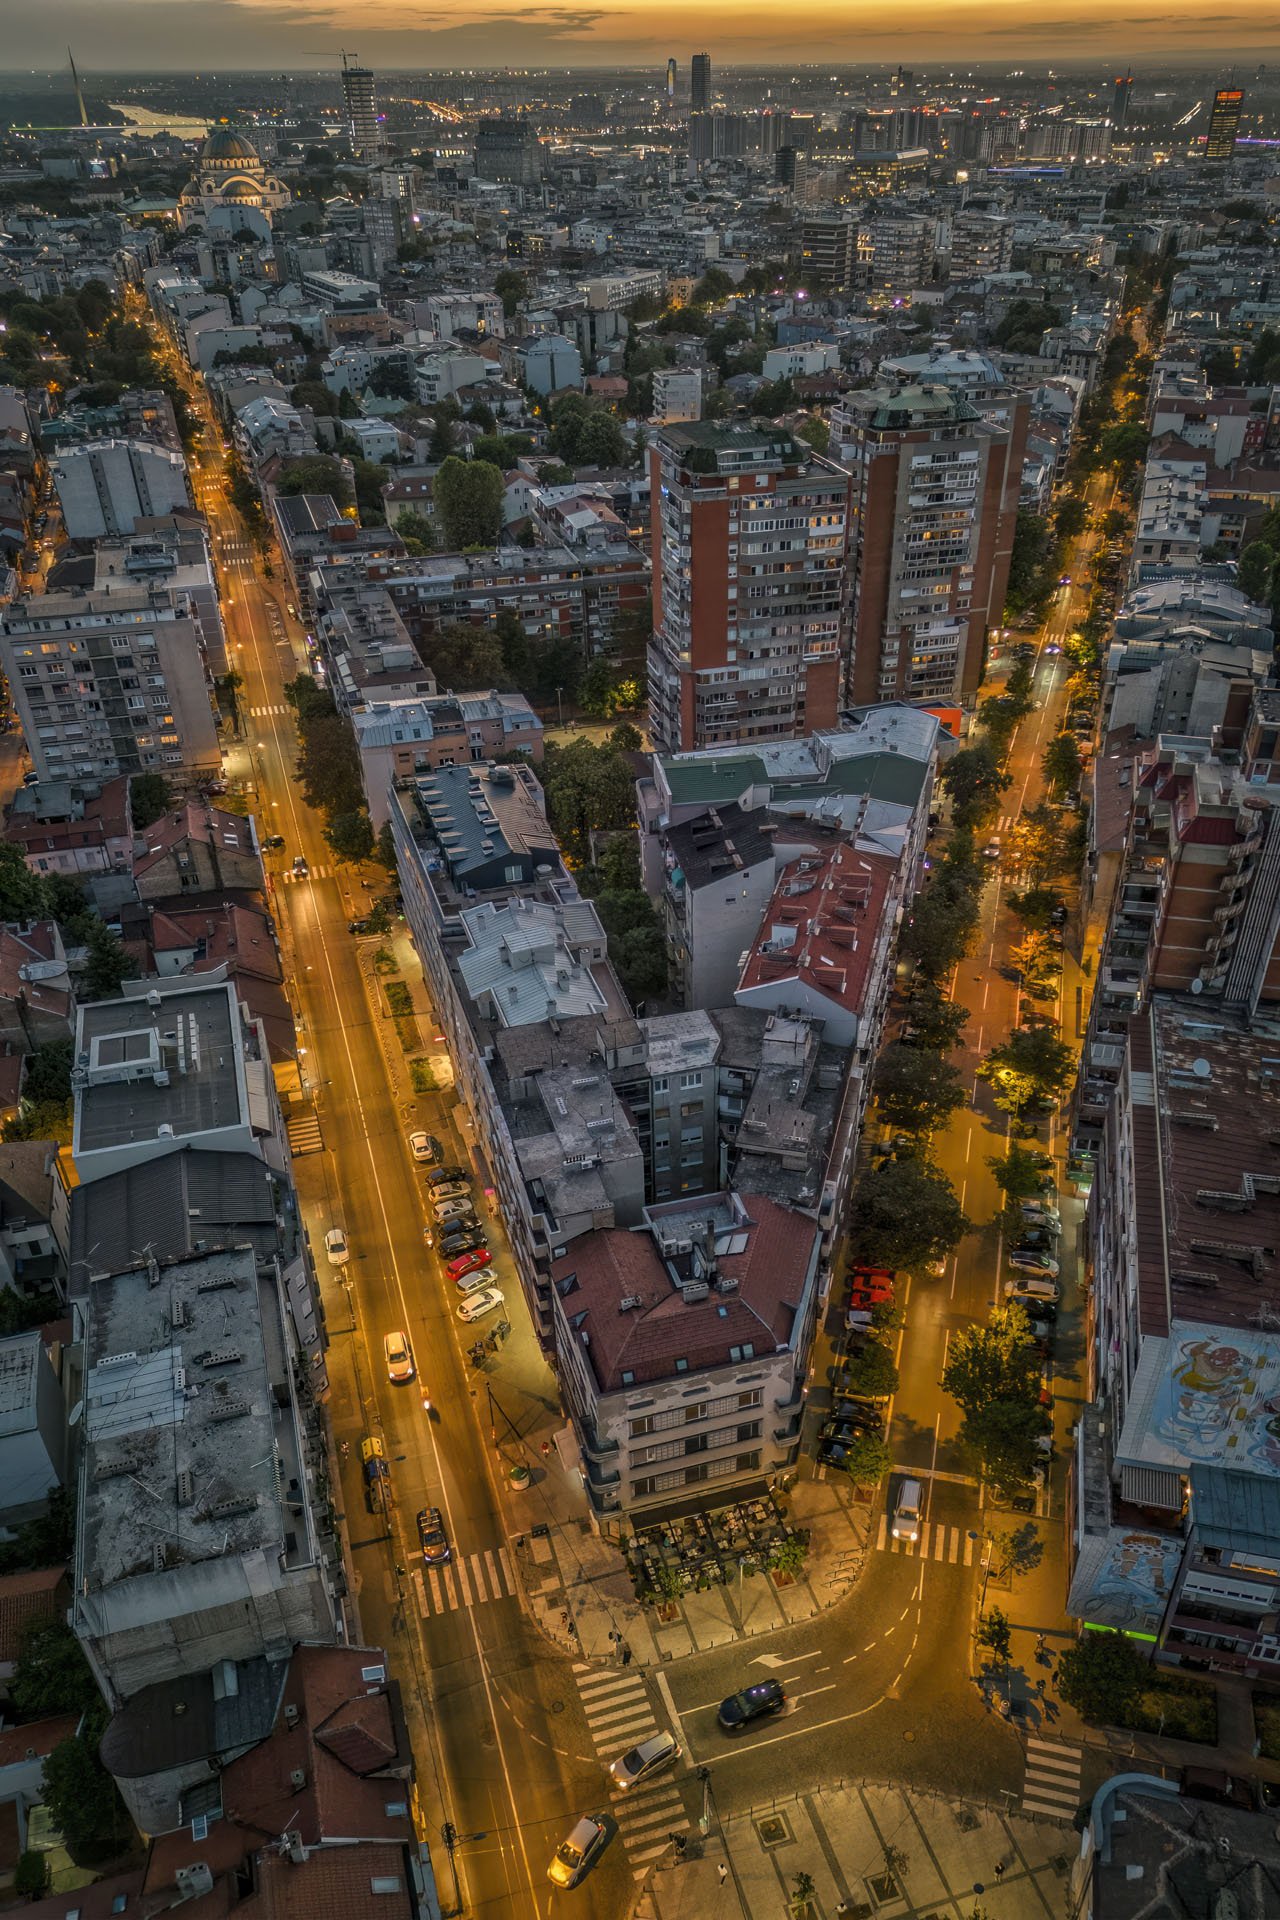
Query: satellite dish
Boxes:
[
  {"xmin": 1192, "ymin": 1058, "xmax": 1211, "ymax": 1079},
  {"xmin": 1189, "ymin": 977, "xmax": 1203, "ymax": 995}
]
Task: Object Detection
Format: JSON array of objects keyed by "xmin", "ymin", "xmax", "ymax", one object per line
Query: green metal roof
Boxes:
[{"xmin": 663, "ymin": 754, "xmax": 768, "ymax": 806}]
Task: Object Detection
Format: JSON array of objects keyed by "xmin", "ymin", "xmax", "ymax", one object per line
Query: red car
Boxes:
[{"xmin": 447, "ymin": 1248, "xmax": 492, "ymax": 1282}]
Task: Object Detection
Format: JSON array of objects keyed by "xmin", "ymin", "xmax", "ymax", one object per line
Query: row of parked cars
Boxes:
[{"xmin": 416, "ymin": 1147, "xmax": 507, "ymax": 1323}]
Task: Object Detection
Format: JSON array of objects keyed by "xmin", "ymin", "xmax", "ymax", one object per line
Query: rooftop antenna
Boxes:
[{"xmin": 68, "ymin": 48, "xmax": 88, "ymax": 129}]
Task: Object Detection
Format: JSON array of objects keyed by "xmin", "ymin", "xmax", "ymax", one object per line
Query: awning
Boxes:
[{"xmin": 1120, "ymin": 1464, "xmax": 1184, "ymax": 1511}]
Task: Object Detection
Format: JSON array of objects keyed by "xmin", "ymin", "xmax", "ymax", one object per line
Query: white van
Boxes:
[{"xmin": 891, "ymin": 1477, "xmax": 923, "ymax": 1543}]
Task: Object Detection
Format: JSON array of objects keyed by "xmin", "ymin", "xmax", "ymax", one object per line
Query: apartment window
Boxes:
[
  {"xmin": 679, "ymin": 1071, "xmax": 702, "ymax": 1089},
  {"xmin": 652, "ymin": 1077, "xmax": 669, "ymax": 1093},
  {"xmin": 621, "ymin": 1370, "xmax": 635, "ymax": 1386},
  {"xmin": 674, "ymin": 1357, "xmax": 688, "ymax": 1372}
]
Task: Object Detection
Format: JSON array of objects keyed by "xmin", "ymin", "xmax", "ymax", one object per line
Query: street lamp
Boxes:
[{"xmin": 555, "ymin": 685, "xmax": 564, "ymax": 729}]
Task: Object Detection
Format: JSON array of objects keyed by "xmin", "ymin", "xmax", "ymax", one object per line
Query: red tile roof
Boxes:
[
  {"xmin": 552, "ymin": 1195, "xmax": 815, "ymax": 1391},
  {"xmin": 0, "ymin": 1567, "xmax": 69, "ymax": 1668},
  {"xmin": 16, "ymin": 1867, "xmax": 144, "ymax": 1919},
  {"xmin": 0, "ymin": 1712, "xmax": 78, "ymax": 1769},
  {"xmin": 736, "ymin": 842, "xmax": 897, "ymax": 1020}
]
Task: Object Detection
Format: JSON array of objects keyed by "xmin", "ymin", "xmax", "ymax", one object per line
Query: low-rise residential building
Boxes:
[
  {"xmin": 71, "ymin": 1242, "xmax": 338, "ymax": 1708},
  {"xmin": 0, "ymin": 1329, "xmax": 67, "ymax": 1527},
  {"xmin": 351, "ymin": 692, "xmax": 543, "ymax": 825},
  {"xmin": 5, "ymin": 774, "xmax": 134, "ymax": 879},
  {"xmin": 550, "ymin": 1189, "xmax": 822, "ymax": 1528},
  {"xmin": 51, "ymin": 438, "xmax": 192, "ymax": 540},
  {"xmin": 657, "ymin": 803, "xmax": 781, "ymax": 1011},
  {"xmin": 314, "ymin": 580, "xmax": 436, "ymax": 714},
  {"xmin": 132, "ymin": 798, "xmax": 264, "ymax": 903}
]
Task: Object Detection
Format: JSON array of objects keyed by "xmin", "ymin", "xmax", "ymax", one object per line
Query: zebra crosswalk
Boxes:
[
  {"xmin": 874, "ymin": 1516, "xmax": 976, "ymax": 1563},
  {"xmin": 1022, "ymin": 1736, "xmax": 1083, "ymax": 1821},
  {"xmin": 412, "ymin": 1545, "xmax": 517, "ymax": 1618},
  {"xmin": 573, "ymin": 1665, "xmax": 689, "ymax": 1879},
  {"xmin": 248, "ymin": 704, "xmax": 290, "ymax": 717},
  {"xmin": 286, "ymin": 1111, "xmax": 323, "ymax": 1157},
  {"xmin": 280, "ymin": 863, "xmax": 332, "ymax": 882}
]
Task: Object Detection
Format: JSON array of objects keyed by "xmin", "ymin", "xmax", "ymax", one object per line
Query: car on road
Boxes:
[
  {"xmin": 264, "ymin": 834, "xmax": 285, "ymax": 850},
  {"xmin": 447, "ymin": 1249, "xmax": 492, "ymax": 1283},
  {"xmin": 608, "ymin": 1730, "xmax": 681, "ymax": 1792},
  {"xmin": 324, "ymin": 1227, "xmax": 349, "ymax": 1267},
  {"xmin": 407, "ymin": 1130, "xmax": 441, "ymax": 1164},
  {"xmin": 433, "ymin": 1195, "xmax": 475, "ymax": 1222},
  {"xmin": 427, "ymin": 1164, "xmax": 468, "ymax": 1188},
  {"xmin": 1009, "ymin": 1247, "xmax": 1060, "ymax": 1276},
  {"xmin": 439, "ymin": 1227, "xmax": 486, "ymax": 1258},
  {"xmin": 718, "ymin": 1680, "xmax": 787, "ymax": 1732},
  {"xmin": 456, "ymin": 1286, "xmax": 504, "ymax": 1324},
  {"xmin": 891, "ymin": 1476, "xmax": 923, "ymax": 1543},
  {"xmin": 416, "ymin": 1506, "xmax": 451, "ymax": 1565},
  {"xmin": 348, "ymin": 917, "xmax": 373, "ymax": 935},
  {"xmin": 547, "ymin": 1813, "xmax": 607, "ymax": 1889},
  {"xmin": 981, "ymin": 838, "xmax": 1001, "ymax": 861},
  {"xmin": 383, "ymin": 1330, "xmax": 415, "ymax": 1383}
]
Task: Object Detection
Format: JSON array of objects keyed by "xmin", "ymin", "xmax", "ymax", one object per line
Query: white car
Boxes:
[
  {"xmin": 407, "ymin": 1130, "xmax": 434, "ymax": 1164},
  {"xmin": 981, "ymin": 838, "xmax": 1001, "ymax": 861},
  {"xmin": 324, "ymin": 1227, "xmax": 349, "ymax": 1267},
  {"xmin": 384, "ymin": 1330, "xmax": 415, "ymax": 1383},
  {"xmin": 456, "ymin": 1286, "xmax": 504, "ymax": 1324},
  {"xmin": 608, "ymin": 1730, "xmax": 681, "ymax": 1792},
  {"xmin": 1009, "ymin": 1249, "xmax": 1060, "ymax": 1277}
]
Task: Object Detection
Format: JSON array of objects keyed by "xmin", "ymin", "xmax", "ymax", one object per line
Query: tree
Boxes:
[
  {"xmin": 1007, "ymin": 885, "xmax": 1064, "ymax": 932},
  {"xmin": 848, "ymin": 1159, "xmax": 970, "ymax": 1272},
  {"xmin": 898, "ymin": 879, "xmax": 981, "ymax": 979},
  {"xmin": 842, "ymin": 1433, "xmax": 893, "ymax": 1488},
  {"xmin": 1006, "ymin": 802, "xmax": 1073, "ymax": 887},
  {"xmin": 613, "ymin": 924, "xmax": 668, "ymax": 1006},
  {"xmin": 1238, "ymin": 541, "xmax": 1276, "ymax": 607},
  {"xmin": 14, "ymin": 1852, "xmax": 48, "ymax": 1899},
  {"xmin": 376, "ymin": 821, "xmax": 398, "ymax": 871},
  {"xmin": 0, "ymin": 844, "xmax": 49, "ymax": 923},
  {"xmin": 368, "ymin": 358, "xmax": 415, "ymax": 401},
  {"xmin": 1056, "ymin": 1630, "xmax": 1148, "ymax": 1725},
  {"xmin": 393, "ymin": 507, "xmax": 435, "ymax": 554},
  {"xmin": 977, "ymin": 1605, "xmax": 1012, "ymax": 1669},
  {"xmin": 12, "ymin": 1618, "xmax": 97, "ymax": 1719},
  {"xmin": 426, "ymin": 621, "xmax": 508, "ymax": 691},
  {"xmin": 958, "ymin": 1395, "xmax": 1048, "ymax": 1494},
  {"xmin": 349, "ymin": 457, "xmax": 389, "ymax": 525},
  {"xmin": 940, "ymin": 742, "xmax": 1012, "ymax": 830},
  {"xmin": 942, "ymin": 1306, "xmax": 1042, "ymax": 1420},
  {"xmin": 493, "ymin": 268, "xmax": 528, "ymax": 319},
  {"xmin": 980, "ymin": 1025, "xmax": 1074, "ymax": 1112},
  {"xmin": 325, "ymin": 810, "xmax": 375, "ymax": 862},
  {"xmin": 692, "ymin": 266, "xmax": 735, "ymax": 307},
  {"xmin": 797, "ymin": 415, "xmax": 830, "ymax": 454},
  {"xmin": 0, "ymin": 1485, "xmax": 74, "ymax": 1575},
  {"xmin": 433, "ymin": 456, "xmax": 504, "ymax": 550},
  {"xmin": 1054, "ymin": 496, "xmax": 1089, "ymax": 541},
  {"xmin": 901, "ymin": 980, "xmax": 969, "ymax": 1051},
  {"xmin": 874, "ymin": 1043, "xmax": 967, "ymax": 1134},
  {"xmin": 296, "ymin": 713, "xmax": 364, "ymax": 818},
  {"xmin": 41, "ymin": 1723, "xmax": 129, "ymax": 1863},
  {"xmin": 540, "ymin": 738, "xmax": 638, "ymax": 859},
  {"xmin": 1004, "ymin": 509, "xmax": 1053, "ymax": 620},
  {"xmin": 82, "ymin": 920, "xmax": 136, "ymax": 1001},
  {"xmin": 128, "ymin": 771, "xmax": 173, "ymax": 829},
  {"xmin": 988, "ymin": 1144, "xmax": 1051, "ymax": 1205},
  {"xmin": 839, "ymin": 1338, "xmax": 898, "ymax": 1399},
  {"xmin": 1096, "ymin": 421, "xmax": 1149, "ymax": 478},
  {"xmin": 1011, "ymin": 930, "xmax": 1059, "ymax": 985},
  {"xmin": 277, "ymin": 454, "xmax": 352, "ymax": 506}
]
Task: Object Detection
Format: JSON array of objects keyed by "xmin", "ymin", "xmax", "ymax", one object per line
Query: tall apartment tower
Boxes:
[
  {"xmin": 1112, "ymin": 70, "xmax": 1133, "ymax": 126},
  {"xmin": 647, "ymin": 422, "xmax": 852, "ymax": 753},
  {"xmin": 691, "ymin": 53, "xmax": 712, "ymax": 114},
  {"xmin": 1205, "ymin": 84, "xmax": 1244, "ymax": 160},
  {"xmin": 341, "ymin": 57, "xmax": 381, "ymax": 158},
  {"xmin": 667, "ymin": 58, "xmax": 677, "ymax": 103},
  {"xmin": 832, "ymin": 383, "xmax": 1028, "ymax": 707}
]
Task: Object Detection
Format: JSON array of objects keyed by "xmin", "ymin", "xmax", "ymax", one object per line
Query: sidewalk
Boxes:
[{"xmin": 632, "ymin": 1779, "xmax": 1073, "ymax": 1919}]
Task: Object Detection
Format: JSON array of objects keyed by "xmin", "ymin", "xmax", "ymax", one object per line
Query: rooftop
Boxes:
[
  {"xmin": 78, "ymin": 1245, "xmax": 293, "ymax": 1593},
  {"xmin": 737, "ymin": 841, "xmax": 899, "ymax": 1027},
  {"xmin": 457, "ymin": 897, "xmax": 610, "ymax": 1027},
  {"xmin": 550, "ymin": 1191, "xmax": 819, "ymax": 1393},
  {"xmin": 0, "ymin": 1332, "xmax": 41, "ymax": 1437},
  {"xmin": 73, "ymin": 980, "xmax": 252, "ymax": 1157}
]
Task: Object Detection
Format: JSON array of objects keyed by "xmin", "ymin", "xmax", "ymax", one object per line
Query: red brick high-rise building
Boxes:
[{"xmin": 648, "ymin": 422, "xmax": 852, "ymax": 753}]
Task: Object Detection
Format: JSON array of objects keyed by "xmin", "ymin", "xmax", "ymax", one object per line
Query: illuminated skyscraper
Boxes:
[
  {"xmin": 667, "ymin": 58, "xmax": 677, "ymax": 103},
  {"xmin": 691, "ymin": 53, "xmax": 711, "ymax": 114},
  {"xmin": 1205, "ymin": 84, "xmax": 1244, "ymax": 160},
  {"xmin": 342, "ymin": 56, "xmax": 382, "ymax": 158},
  {"xmin": 1112, "ymin": 71, "xmax": 1133, "ymax": 126}
]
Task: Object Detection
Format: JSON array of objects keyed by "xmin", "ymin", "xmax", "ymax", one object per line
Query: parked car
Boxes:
[
  {"xmin": 456, "ymin": 1287, "xmax": 504, "ymax": 1323},
  {"xmin": 1021, "ymin": 1203, "xmax": 1061, "ymax": 1231},
  {"xmin": 383, "ymin": 1330, "xmax": 415, "ymax": 1383},
  {"xmin": 439, "ymin": 1227, "xmax": 486, "ymax": 1258},
  {"xmin": 1009, "ymin": 1248, "xmax": 1060, "ymax": 1276},
  {"xmin": 362, "ymin": 1436, "xmax": 390, "ymax": 1513},
  {"xmin": 1005, "ymin": 1275, "xmax": 1061, "ymax": 1304},
  {"xmin": 427, "ymin": 1165, "xmax": 468, "ymax": 1189},
  {"xmin": 891, "ymin": 1477, "xmax": 923, "ymax": 1543},
  {"xmin": 417, "ymin": 1506, "xmax": 451, "ymax": 1565},
  {"xmin": 825, "ymin": 1404, "xmax": 885, "ymax": 1436},
  {"xmin": 547, "ymin": 1814, "xmax": 607, "ymax": 1889},
  {"xmin": 408, "ymin": 1130, "xmax": 441, "ymax": 1164},
  {"xmin": 447, "ymin": 1249, "xmax": 492, "ymax": 1282},
  {"xmin": 429, "ymin": 1177, "xmax": 470, "ymax": 1202},
  {"xmin": 608, "ymin": 1730, "xmax": 681, "ymax": 1792},
  {"xmin": 717, "ymin": 1680, "xmax": 787, "ymax": 1732},
  {"xmin": 264, "ymin": 834, "xmax": 285, "ymax": 850},
  {"xmin": 433, "ymin": 1196, "xmax": 475, "ymax": 1223},
  {"xmin": 324, "ymin": 1227, "xmax": 349, "ymax": 1267},
  {"xmin": 349, "ymin": 917, "xmax": 372, "ymax": 935},
  {"xmin": 455, "ymin": 1265, "xmax": 498, "ymax": 1296}
]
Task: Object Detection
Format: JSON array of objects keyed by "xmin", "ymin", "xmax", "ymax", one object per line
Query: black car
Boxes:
[
  {"xmin": 826, "ymin": 1404, "xmax": 885, "ymax": 1436},
  {"xmin": 718, "ymin": 1680, "xmax": 787, "ymax": 1732},
  {"xmin": 349, "ymin": 917, "xmax": 373, "ymax": 935},
  {"xmin": 426, "ymin": 1165, "xmax": 469, "ymax": 1189},
  {"xmin": 439, "ymin": 1227, "xmax": 486, "ymax": 1257},
  {"xmin": 264, "ymin": 834, "xmax": 285, "ymax": 850}
]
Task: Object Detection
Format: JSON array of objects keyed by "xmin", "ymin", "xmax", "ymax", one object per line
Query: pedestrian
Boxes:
[
  {"xmin": 622, "ymin": 1644, "xmax": 633, "ymax": 1667},
  {"xmin": 718, "ymin": 1864, "xmax": 728, "ymax": 1885},
  {"xmin": 1036, "ymin": 1632, "xmax": 1047, "ymax": 1660},
  {"xmin": 994, "ymin": 1861, "xmax": 1005, "ymax": 1881}
]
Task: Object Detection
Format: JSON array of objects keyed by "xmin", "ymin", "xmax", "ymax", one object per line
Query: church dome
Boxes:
[{"xmin": 201, "ymin": 125, "xmax": 260, "ymax": 165}]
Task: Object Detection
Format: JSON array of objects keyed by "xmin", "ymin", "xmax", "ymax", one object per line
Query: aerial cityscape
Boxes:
[{"xmin": 0, "ymin": 34, "xmax": 1278, "ymax": 1920}]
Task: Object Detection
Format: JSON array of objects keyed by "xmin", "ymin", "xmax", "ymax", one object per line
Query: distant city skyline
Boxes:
[{"xmin": 9, "ymin": 2, "xmax": 1279, "ymax": 74}]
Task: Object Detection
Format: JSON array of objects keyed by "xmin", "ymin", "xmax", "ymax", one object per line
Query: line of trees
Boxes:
[{"xmin": 285, "ymin": 675, "xmax": 374, "ymax": 863}]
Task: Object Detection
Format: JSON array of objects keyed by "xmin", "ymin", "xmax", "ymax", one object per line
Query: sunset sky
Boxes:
[{"xmin": 12, "ymin": 0, "xmax": 1280, "ymax": 72}]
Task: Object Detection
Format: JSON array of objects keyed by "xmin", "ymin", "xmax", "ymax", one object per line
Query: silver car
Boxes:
[{"xmin": 608, "ymin": 1730, "xmax": 681, "ymax": 1792}]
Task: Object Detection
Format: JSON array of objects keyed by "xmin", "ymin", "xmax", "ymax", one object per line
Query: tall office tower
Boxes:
[
  {"xmin": 1205, "ymin": 84, "xmax": 1245, "ymax": 160},
  {"xmin": 775, "ymin": 146, "xmax": 809, "ymax": 199},
  {"xmin": 341, "ymin": 57, "xmax": 382, "ymax": 158},
  {"xmin": 647, "ymin": 422, "xmax": 852, "ymax": 753},
  {"xmin": 691, "ymin": 53, "xmax": 711, "ymax": 114},
  {"xmin": 667, "ymin": 58, "xmax": 677, "ymax": 103},
  {"xmin": 1112, "ymin": 70, "xmax": 1133, "ymax": 126},
  {"xmin": 832, "ymin": 383, "xmax": 1029, "ymax": 707}
]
